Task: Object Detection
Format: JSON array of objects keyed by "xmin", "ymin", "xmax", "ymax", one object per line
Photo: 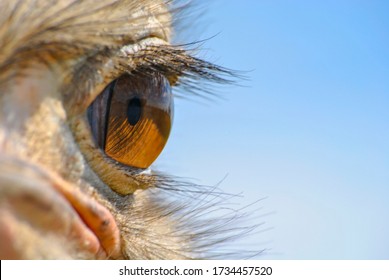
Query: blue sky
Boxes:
[{"xmin": 156, "ymin": 0, "xmax": 389, "ymax": 259}]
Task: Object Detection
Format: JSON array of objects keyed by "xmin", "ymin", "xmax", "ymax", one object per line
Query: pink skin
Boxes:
[
  {"xmin": 0, "ymin": 159, "xmax": 121, "ymax": 259},
  {"xmin": 52, "ymin": 173, "xmax": 122, "ymax": 259}
]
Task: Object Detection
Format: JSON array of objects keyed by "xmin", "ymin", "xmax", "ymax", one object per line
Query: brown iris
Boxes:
[{"xmin": 88, "ymin": 73, "xmax": 173, "ymax": 168}]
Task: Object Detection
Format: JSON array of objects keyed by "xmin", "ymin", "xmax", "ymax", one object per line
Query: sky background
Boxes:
[{"xmin": 155, "ymin": 0, "xmax": 389, "ymax": 259}]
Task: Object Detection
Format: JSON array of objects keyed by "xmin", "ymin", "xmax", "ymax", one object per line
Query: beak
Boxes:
[{"xmin": 0, "ymin": 156, "xmax": 121, "ymax": 259}]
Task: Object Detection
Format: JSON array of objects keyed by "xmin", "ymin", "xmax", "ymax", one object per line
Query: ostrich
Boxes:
[{"xmin": 0, "ymin": 0, "xmax": 244, "ymax": 259}]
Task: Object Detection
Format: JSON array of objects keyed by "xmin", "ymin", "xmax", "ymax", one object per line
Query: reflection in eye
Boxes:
[{"xmin": 88, "ymin": 73, "xmax": 173, "ymax": 168}]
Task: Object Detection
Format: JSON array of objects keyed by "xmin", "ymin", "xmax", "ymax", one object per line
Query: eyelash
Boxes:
[
  {"xmin": 115, "ymin": 44, "xmax": 237, "ymax": 97},
  {"xmin": 62, "ymin": 42, "xmax": 238, "ymax": 117}
]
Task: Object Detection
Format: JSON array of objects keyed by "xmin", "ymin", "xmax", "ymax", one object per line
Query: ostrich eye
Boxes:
[{"xmin": 88, "ymin": 73, "xmax": 173, "ymax": 169}]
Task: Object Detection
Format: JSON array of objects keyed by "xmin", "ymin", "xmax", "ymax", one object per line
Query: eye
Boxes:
[{"xmin": 87, "ymin": 73, "xmax": 173, "ymax": 169}]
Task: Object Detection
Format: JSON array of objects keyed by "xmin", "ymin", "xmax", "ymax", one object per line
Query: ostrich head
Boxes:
[{"xmin": 0, "ymin": 0, "xmax": 239, "ymax": 259}]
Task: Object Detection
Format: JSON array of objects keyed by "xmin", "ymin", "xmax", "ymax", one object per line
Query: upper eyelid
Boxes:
[
  {"xmin": 64, "ymin": 40, "xmax": 174, "ymax": 111},
  {"xmin": 63, "ymin": 38, "xmax": 235, "ymax": 115}
]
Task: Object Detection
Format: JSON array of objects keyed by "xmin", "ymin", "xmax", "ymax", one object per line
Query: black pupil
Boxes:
[{"xmin": 127, "ymin": 97, "xmax": 142, "ymax": 126}]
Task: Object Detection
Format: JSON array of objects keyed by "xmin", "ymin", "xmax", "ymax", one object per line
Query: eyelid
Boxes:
[
  {"xmin": 120, "ymin": 37, "xmax": 170, "ymax": 56},
  {"xmin": 64, "ymin": 36, "xmax": 234, "ymax": 116},
  {"xmin": 62, "ymin": 37, "xmax": 170, "ymax": 115},
  {"xmin": 70, "ymin": 38, "xmax": 173, "ymax": 113}
]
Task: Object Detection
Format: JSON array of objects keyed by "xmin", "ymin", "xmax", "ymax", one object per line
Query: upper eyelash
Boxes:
[
  {"xmin": 115, "ymin": 43, "xmax": 239, "ymax": 99},
  {"xmin": 60, "ymin": 40, "xmax": 239, "ymax": 115}
]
